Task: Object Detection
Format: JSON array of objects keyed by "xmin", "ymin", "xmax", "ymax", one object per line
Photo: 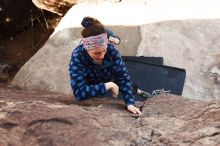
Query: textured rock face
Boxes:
[
  {"xmin": 32, "ymin": 0, "xmax": 78, "ymax": 15},
  {"xmin": 137, "ymin": 19, "xmax": 220, "ymax": 100},
  {"xmin": 0, "ymin": 85, "xmax": 220, "ymax": 146}
]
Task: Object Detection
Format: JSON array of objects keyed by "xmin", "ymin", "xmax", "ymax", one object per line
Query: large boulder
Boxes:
[
  {"xmin": 11, "ymin": 28, "xmax": 81, "ymax": 94},
  {"xmin": 137, "ymin": 19, "xmax": 220, "ymax": 100},
  {"xmin": 11, "ymin": 19, "xmax": 220, "ymax": 100}
]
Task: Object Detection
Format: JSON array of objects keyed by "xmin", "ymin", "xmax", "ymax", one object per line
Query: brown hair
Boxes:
[{"xmin": 81, "ymin": 17, "xmax": 106, "ymax": 38}]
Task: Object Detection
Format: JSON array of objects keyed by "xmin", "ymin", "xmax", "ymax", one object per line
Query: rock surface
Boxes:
[{"xmin": 0, "ymin": 84, "xmax": 220, "ymax": 146}]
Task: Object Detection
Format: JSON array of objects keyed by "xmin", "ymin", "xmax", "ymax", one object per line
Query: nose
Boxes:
[{"xmin": 98, "ymin": 53, "xmax": 105, "ymax": 59}]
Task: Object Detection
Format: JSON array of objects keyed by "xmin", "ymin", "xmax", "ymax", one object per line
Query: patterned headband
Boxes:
[{"xmin": 82, "ymin": 33, "xmax": 108, "ymax": 50}]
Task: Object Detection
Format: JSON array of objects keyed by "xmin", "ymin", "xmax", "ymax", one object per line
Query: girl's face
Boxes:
[{"xmin": 87, "ymin": 45, "xmax": 107, "ymax": 64}]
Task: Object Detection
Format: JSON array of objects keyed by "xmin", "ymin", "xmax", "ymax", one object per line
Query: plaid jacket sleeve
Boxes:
[{"xmin": 110, "ymin": 47, "xmax": 135, "ymax": 106}]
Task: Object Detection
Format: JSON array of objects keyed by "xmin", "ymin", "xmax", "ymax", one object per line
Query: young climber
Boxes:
[{"xmin": 69, "ymin": 16, "xmax": 141, "ymax": 115}]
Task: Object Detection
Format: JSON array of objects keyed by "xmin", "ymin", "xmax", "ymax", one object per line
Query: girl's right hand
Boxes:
[{"xmin": 105, "ymin": 82, "xmax": 119, "ymax": 98}]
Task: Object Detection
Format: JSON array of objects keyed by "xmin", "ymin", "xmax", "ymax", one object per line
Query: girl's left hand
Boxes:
[{"xmin": 127, "ymin": 105, "xmax": 142, "ymax": 115}]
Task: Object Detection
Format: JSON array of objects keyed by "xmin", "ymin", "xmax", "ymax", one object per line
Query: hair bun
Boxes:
[{"xmin": 81, "ymin": 17, "xmax": 93, "ymax": 28}]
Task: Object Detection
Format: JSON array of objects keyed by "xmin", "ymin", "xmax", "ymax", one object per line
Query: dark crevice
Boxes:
[
  {"xmin": 0, "ymin": 122, "xmax": 18, "ymax": 130},
  {"xmin": 27, "ymin": 118, "xmax": 72, "ymax": 127}
]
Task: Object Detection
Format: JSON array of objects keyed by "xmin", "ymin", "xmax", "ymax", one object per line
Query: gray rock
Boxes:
[
  {"xmin": 138, "ymin": 19, "xmax": 220, "ymax": 100},
  {"xmin": 11, "ymin": 28, "xmax": 81, "ymax": 94}
]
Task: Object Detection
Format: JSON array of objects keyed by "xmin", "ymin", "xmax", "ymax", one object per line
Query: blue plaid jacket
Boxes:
[{"xmin": 69, "ymin": 44, "xmax": 135, "ymax": 106}]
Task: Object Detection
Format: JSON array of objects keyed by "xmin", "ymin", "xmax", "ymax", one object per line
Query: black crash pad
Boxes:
[
  {"xmin": 122, "ymin": 56, "xmax": 163, "ymax": 65},
  {"xmin": 120, "ymin": 56, "xmax": 186, "ymax": 100}
]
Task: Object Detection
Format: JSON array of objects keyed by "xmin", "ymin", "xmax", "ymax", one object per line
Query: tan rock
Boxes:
[{"xmin": 0, "ymin": 85, "xmax": 220, "ymax": 146}]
